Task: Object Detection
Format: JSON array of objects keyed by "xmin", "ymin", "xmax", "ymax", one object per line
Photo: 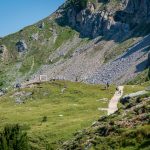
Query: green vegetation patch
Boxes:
[{"xmin": 0, "ymin": 80, "xmax": 115, "ymax": 149}]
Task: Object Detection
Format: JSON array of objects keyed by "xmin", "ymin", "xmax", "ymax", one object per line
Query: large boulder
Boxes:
[{"xmin": 16, "ymin": 40, "xmax": 28, "ymax": 52}]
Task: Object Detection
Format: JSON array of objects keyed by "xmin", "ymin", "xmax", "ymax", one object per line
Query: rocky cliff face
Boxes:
[
  {"xmin": 63, "ymin": 0, "xmax": 128, "ymax": 38},
  {"xmin": 116, "ymin": 0, "xmax": 150, "ymax": 24},
  {"xmin": 58, "ymin": 0, "xmax": 150, "ymax": 38}
]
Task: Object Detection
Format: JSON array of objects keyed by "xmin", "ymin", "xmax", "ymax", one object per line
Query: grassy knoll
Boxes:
[{"xmin": 0, "ymin": 80, "xmax": 115, "ymax": 149}]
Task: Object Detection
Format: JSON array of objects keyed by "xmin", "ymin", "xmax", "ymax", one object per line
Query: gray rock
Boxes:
[
  {"xmin": 31, "ymin": 33, "xmax": 39, "ymax": 40},
  {"xmin": 66, "ymin": 5, "xmax": 129, "ymax": 38},
  {"xmin": 38, "ymin": 22, "xmax": 45, "ymax": 29},
  {"xmin": 15, "ymin": 97, "xmax": 23, "ymax": 104},
  {"xmin": 86, "ymin": 34, "xmax": 150, "ymax": 84},
  {"xmin": 0, "ymin": 45, "xmax": 4, "ymax": 53},
  {"xmin": 16, "ymin": 40, "xmax": 28, "ymax": 52},
  {"xmin": 0, "ymin": 89, "xmax": 5, "ymax": 96},
  {"xmin": 121, "ymin": 90, "xmax": 148, "ymax": 104},
  {"xmin": 14, "ymin": 83, "xmax": 21, "ymax": 89},
  {"xmin": 13, "ymin": 91, "xmax": 33, "ymax": 104},
  {"xmin": 25, "ymin": 92, "xmax": 33, "ymax": 97},
  {"xmin": 64, "ymin": 0, "xmax": 150, "ymax": 38},
  {"xmin": 117, "ymin": 0, "xmax": 150, "ymax": 24}
]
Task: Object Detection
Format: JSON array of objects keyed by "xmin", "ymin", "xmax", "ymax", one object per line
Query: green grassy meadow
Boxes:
[
  {"xmin": 0, "ymin": 80, "xmax": 115, "ymax": 149},
  {"xmin": 0, "ymin": 80, "xmax": 147, "ymax": 149}
]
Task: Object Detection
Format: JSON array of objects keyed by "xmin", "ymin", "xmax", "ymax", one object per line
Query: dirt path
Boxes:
[{"xmin": 108, "ymin": 86, "xmax": 124, "ymax": 115}]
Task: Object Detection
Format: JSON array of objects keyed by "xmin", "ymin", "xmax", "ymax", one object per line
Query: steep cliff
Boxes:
[
  {"xmin": 58, "ymin": 0, "xmax": 150, "ymax": 38},
  {"xmin": 119, "ymin": 0, "xmax": 150, "ymax": 24}
]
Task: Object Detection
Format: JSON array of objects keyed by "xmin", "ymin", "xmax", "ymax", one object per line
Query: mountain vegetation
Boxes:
[
  {"xmin": 0, "ymin": 0, "xmax": 150, "ymax": 149},
  {"xmin": 60, "ymin": 93, "xmax": 150, "ymax": 150},
  {"xmin": 0, "ymin": 124, "xmax": 29, "ymax": 150}
]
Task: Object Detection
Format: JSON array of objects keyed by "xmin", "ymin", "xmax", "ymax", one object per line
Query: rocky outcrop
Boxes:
[
  {"xmin": 16, "ymin": 40, "xmax": 28, "ymax": 52},
  {"xmin": 37, "ymin": 22, "xmax": 45, "ymax": 29},
  {"xmin": 0, "ymin": 45, "xmax": 9, "ymax": 62},
  {"xmin": 108, "ymin": 0, "xmax": 150, "ymax": 25},
  {"xmin": 59, "ymin": 0, "xmax": 150, "ymax": 38},
  {"xmin": 63, "ymin": 1, "xmax": 130, "ymax": 38},
  {"xmin": 31, "ymin": 33, "xmax": 39, "ymax": 41},
  {"xmin": 120, "ymin": 0, "xmax": 150, "ymax": 24},
  {"xmin": 12, "ymin": 91, "xmax": 33, "ymax": 104}
]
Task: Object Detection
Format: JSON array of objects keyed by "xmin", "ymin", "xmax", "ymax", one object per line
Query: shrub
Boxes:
[
  {"xmin": 42, "ymin": 116, "xmax": 48, "ymax": 122},
  {"xmin": 0, "ymin": 124, "xmax": 29, "ymax": 150}
]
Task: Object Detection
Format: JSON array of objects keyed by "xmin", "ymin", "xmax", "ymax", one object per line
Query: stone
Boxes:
[
  {"xmin": 87, "ymin": 2, "xmax": 95, "ymax": 13},
  {"xmin": 0, "ymin": 45, "xmax": 4, "ymax": 53},
  {"xmin": 25, "ymin": 92, "xmax": 33, "ymax": 97},
  {"xmin": 15, "ymin": 83, "xmax": 21, "ymax": 89},
  {"xmin": 13, "ymin": 91, "xmax": 33, "ymax": 104},
  {"xmin": 31, "ymin": 33, "xmax": 39, "ymax": 40},
  {"xmin": 0, "ymin": 89, "xmax": 5, "ymax": 96},
  {"xmin": 15, "ymin": 97, "xmax": 23, "ymax": 104},
  {"xmin": 16, "ymin": 40, "xmax": 28, "ymax": 52},
  {"xmin": 38, "ymin": 22, "xmax": 45, "ymax": 29}
]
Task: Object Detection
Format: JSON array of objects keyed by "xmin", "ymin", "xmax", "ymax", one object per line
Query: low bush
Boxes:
[{"xmin": 0, "ymin": 124, "xmax": 29, "ymax": 150}]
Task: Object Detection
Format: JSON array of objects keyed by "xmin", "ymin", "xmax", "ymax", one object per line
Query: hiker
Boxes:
[
  {"xmin": 61, "ymin": 84, "xmax": 67, "ymax": 94},
  {"xmin": 106, "ymin": 82, "xmax": 109, "ymax": 90},
  {"xmin": 75, "ymin": 76, "xmax": 78, "ymax": 82}
]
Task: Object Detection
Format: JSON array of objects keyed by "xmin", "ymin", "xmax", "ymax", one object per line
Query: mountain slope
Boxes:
[
  {"xmin": 60, "ymin": 93, "xmax": 150, "ymax": 150},
  {"xmin": 0, "ymin": 0, "xmax": 150, "ymax": 88}
]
